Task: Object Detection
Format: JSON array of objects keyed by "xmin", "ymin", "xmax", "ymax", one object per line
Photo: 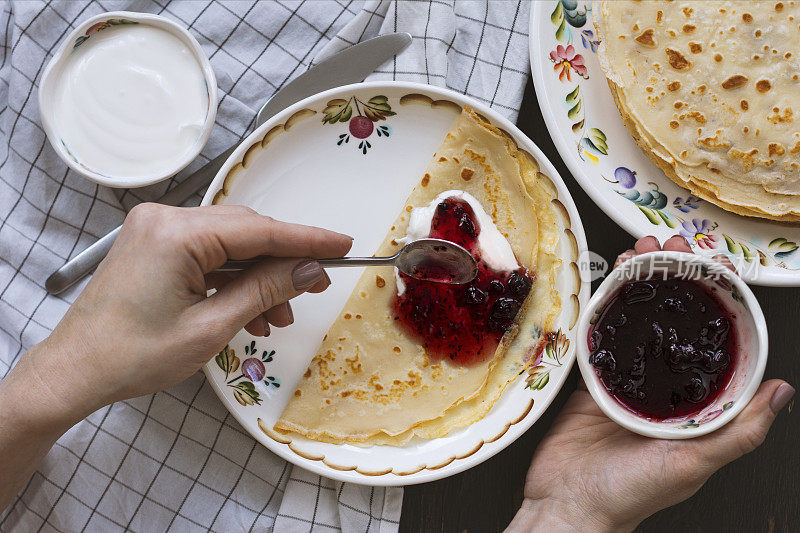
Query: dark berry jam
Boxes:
[
  {"xmin": 589, "ymin": 278, "xmax": 736, "ymax": 420},
  {"xmin": 394, "ymin": 197, "xmax": 532, "ymax": 365}
]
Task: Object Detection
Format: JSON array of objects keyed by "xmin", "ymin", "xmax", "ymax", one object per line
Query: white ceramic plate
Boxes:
[
  {"xmin": 200, "ymin": 81, "xmax": 589, "ymax": 485},
  {"xmin": 530, "ymin": 1, "xmax": 800, "ymax": 286}
]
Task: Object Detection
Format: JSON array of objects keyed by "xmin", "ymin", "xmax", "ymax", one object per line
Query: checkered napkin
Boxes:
[{"xmin": 0, "ymin": 1, "xmax": 530, "ymax": 531}]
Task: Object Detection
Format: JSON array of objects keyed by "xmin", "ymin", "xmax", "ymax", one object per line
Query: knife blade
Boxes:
[{"xmin": 45, "ymin": 32, "xmax": 412, "ymax": 295}]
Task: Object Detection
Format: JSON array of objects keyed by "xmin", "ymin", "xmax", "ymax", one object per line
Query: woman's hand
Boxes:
[
  {"xmin": 0, "ymin": 204, "xmax": 351, "ymax": 509},
  {"xmin": 507, "ymin": 236, "xmax": 795, "ymax": 532},
  {"xmin": 0, "ymin": 204, "xmax": 352, "ymax": 501},
  {"xmin": 33, "ymin": 203, "xmax": 351, "ymax": 414}
]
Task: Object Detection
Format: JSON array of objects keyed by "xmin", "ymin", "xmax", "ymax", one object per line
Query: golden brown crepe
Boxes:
[
  {"xmin": 594, "ymin": 1, "xmax": 800, "ymax": 221},
  {"xmin": 274, "ymin": 107, "xmax": 561, "ymax": 444}
]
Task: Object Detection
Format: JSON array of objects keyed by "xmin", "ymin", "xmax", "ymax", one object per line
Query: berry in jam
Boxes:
[
  {"xmin": 589, "ymin": 278, "xmax": 736, "ymax": 420},
  {"xmin": 393, "ymin": 197, "xmax": 532, "ymax": 365}
]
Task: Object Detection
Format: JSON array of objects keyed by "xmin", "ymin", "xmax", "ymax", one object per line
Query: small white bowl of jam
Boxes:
[
  {"xmin": 576, "ymin": 251, "xmax": 768, "ymax": 439},
  {"xmin": 39, "ymin": 11, "xmax": 217, "ymax": 188}
]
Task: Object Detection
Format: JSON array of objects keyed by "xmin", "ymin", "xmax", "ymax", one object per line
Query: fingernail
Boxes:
[
  {"xmin": 285, "ymin": 302, "xmax": 294, "ymax": 324},
  {"xmin": 770, "ymin": 383, "xmax": 795, "ymax": 413},
  {"xmin": 292, "ymin": 260, "xmax": 324, "ymax": 290},
  {"xmin": 261, "ymin": 316, "xmax": 271, "ymax": 337}
]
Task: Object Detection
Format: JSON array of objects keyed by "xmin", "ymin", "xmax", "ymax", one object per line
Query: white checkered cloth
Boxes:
[{"xmin": 0, "ymin": 1, "xmax": 530, "ymax": 531}]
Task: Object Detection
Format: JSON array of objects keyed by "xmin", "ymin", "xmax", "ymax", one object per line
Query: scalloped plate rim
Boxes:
[{"xmin": 199, "ymin": 80, "xmax": 589, "ymax": 485}]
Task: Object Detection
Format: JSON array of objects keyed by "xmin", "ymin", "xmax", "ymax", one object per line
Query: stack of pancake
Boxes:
[{"xmin": 595, "ymin": 1, "xmax": 800, "ymax": 222}]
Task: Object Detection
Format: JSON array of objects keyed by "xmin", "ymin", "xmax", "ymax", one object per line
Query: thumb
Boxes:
[
  {"xmin": 701, "ymin": 379, "xmax": 794, "ymax": 467},
  {"xmin": 195, "ymin": 258, "xmax": 325, "ymax": 337}
]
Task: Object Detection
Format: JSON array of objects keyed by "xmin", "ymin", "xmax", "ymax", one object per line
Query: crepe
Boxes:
[
  {"xmin": 274, "ymin": 107, "xmax": 561, "ymax": 445},
  {"xmin": 594, "ymin": 1, "xmax": 800, "ymax": 221}
]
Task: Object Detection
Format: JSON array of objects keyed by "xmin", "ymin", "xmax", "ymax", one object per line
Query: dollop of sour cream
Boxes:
[
  {"xmin": 396, "ymin": 190, "xmax": 519, "ymax": 295},
  {"xmin": 53, "ymin": 24, "xmax": 208, "ymax": 178}
]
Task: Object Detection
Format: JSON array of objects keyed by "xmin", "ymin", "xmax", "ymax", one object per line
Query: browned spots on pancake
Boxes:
[
  {"xmin": 344, "ymin": 313, "xmax": 352, "ymax": 319},
  {"xmin": 743, "ymin": 13, "xmax": 753, "ymax": 23},
  {"xmin": 666, "ymin": 48, "xmax": 691, "ymax": 69},
  {"xmin": 355, "ymin": 314, "xmax": 362, "ymax": 319},
  {"xmin": 768, "ymin": 107, "xmax": 794, "ymax": 124},
  {"xmin": 756, "ymin": 79, "xmax": 772, "ymax": 92},
  {"xmin": 657, "ymin": 10, "xmax": 663, "ymax": 22},
  {"xmin": 722, "ymin": 75, "xmax": 748, "ymax": 89},
  {"xmin": 405, "ymin": 205, "xmax": 413, "ymax": 212},
  {"xmin": 776, "ymin": 2, "xmax": 784, "ymax": 11},
  {"xmin": 294, "ymin": 390, "xmax": 302, "ymax": 397},
  {"xmin": 390, "ymin": 238, "xmax": 399, "ymax": 246},
  {"xmin": 452, "ymin": 156, "xmax": 459, "ymax": 164},
  {"xmin": 682, "ymin": 24, "xmax": 696, "ymax": 33},
  {"xmin": 689, "ymin": 42, "xmax": 702, "ymax": 53},
  {"xmin": 755, "ymin": 29, "xmax": 762, "ymax": 37},
  {"xmin": 393, "ymin": 346, "xmax": 401, "ymax": 353},
  {"xmin": 741, "ymin": 100, "xmax": 749, "ymax": 111},
  {"xmin": 682, "ymin": 7, "xmax": 693, "ymax": 17},
  {"xmin": 791, "ymin": 142, "xmax": 800, "ymax": 154},
  {"xmin": 670, "ymin": 120, "xmax": 680, "ymax": 129},
  {"xmin": 460, "ymin": 168, "xmax": 474, "ymax": 181},
  {"xmin": 687, "ymin": 111, "xmax": 707, "ymax": 124},
  {"xmin": 714, "ymin": 53, "xmax": 723, "ymax": 62},
  {"xmin": 438, "ymin": 156, "xmax": 447, "ymax": 162},
  {"xmin": 753, "ymin": 54, "xmax": 761, "ymax": 60},
  {"xmin": 769, "ymin": 143, "xmax": 786, "ymax": 156},
  {"xmin": 304, "ymin": 368, "xmax": 312, "ymax": 378},
  {"xmin": 375, "ymin": 275, "xmax": 386, "ymax": 288},
  {"xmin": 635, "ymin": 28, "xmax": 656, "ymax": 46},
  {"xmin": 421, "ymin": 173, "xmax": 430, "ymax": 186},
  {"xmin": 674, "ymin": 101, "xmax": 683, "ymax": 109},
  {"xmin": 632, "ymin": 23, "xmax": 640, "ymax": 31},
  {"xmin": 668, "ymin": 81, "xmax": 681, "ymax": 91},
  {"xmin": 743, "ymin": 127, "xmax": 749, "ymax": 133}
]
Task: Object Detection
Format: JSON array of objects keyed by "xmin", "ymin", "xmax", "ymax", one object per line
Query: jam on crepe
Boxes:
[
  {"xmin": 589, "ymin": 278, "xmax": 736, "ymax": 420},
  {"xmin": 394, "ymin": 197, "xmax": 532, "ymax": 365}
]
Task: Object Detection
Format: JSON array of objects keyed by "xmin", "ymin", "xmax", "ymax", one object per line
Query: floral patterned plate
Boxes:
[
  {"xmin": 530, "ymin": 1, "xmax": 800, "ymax": 286},
  {"xmin": 199, "ymin": 81, "xmax": 589, "ymax": 485}
]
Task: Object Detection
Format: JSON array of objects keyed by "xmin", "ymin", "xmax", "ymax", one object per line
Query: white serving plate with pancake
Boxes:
[
  {"xmin": 200, "ymin": 82, "xmax": 588, "ymax": 485},
  {"xmin": 531, "ymin": 1, "xmax": 800, "ymax": 286}
]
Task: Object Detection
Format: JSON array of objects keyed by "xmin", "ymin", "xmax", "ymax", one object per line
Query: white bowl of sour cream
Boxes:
[{"xmin": 39, "ymin": 11, "xmax": 217, "ymax": 188}]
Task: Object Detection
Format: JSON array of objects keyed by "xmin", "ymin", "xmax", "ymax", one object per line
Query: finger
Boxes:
[
  {"xmin": 245, "ymin": 316, "xmax": 270, "ymax": 337},
  {"xmin": 634, "ymin": 235, "xmax": 661, "ymax": 255},
  {"xmin": 265, "ymin": 302, "xmax": 294, "ymax": 328},
  {"xmin": 194, "ymin": 258, "xmax": 325, "ymax": 336},
  {"xmin": 712, "ymin": 254, "xmax": 737, "ymax": 273},
  {"xmin": 307, "ymin": 270, "xmax": 331, "ymax": 294},
  {"xmin": 699, "ymin": 380, "xmax": 794, "ymax": 468},
  {"xmin": 663, "ymin": 235, "xmax": 693, "ymax": 253},
  {"xmin": 614, "ymin": 249, "xmax": 636, "ymax": 268},
  {"xmin": 210, "ymin": 209, "xmax": 353, "ymax": 260}
]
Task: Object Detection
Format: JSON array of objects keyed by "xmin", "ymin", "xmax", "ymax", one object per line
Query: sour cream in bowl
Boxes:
[{"xmin": 39, "ymin": 11, "xmax": 217, "ymax": 188}]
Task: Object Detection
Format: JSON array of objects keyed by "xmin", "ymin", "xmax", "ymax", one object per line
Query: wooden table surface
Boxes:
[{"xmin": 399, "ymin": 78, "xmax": 799, "ymax": 533}]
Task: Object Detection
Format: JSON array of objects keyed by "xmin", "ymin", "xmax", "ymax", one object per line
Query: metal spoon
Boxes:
[{"xmin": 217, "ymin": 238, "xmax": 478, "ymax": 284}]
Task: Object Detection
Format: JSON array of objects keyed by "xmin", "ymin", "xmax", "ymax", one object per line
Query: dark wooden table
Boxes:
[{"xmin": 399, "ymin": 78, "xmax": 799, "ymax": 533}]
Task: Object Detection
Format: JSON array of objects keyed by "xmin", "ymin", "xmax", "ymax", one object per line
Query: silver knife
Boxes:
[{"xmin": 45, "ymin": 32, "xmax": 412, "ymax": 295}]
